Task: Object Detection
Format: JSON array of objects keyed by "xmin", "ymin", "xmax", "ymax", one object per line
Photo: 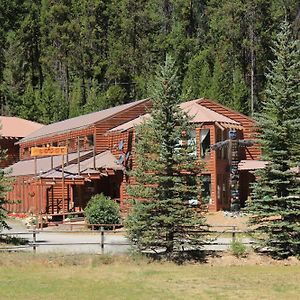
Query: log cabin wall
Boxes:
[
  {"xmin": 19, "ymin": 100, "xmax": 151, "ymax": 160},
  {"xmin": 6, "ymin": 176, "xmax": 84, "ymax": 214},
  {"xmin": 19, "ymin": 128, "xmax": 96, "ymax": 160},
  {"xmin": 8, "ymin": 100, "xmax": 151, "ymax": 214},
  {"xmin": 95, "ymin": 102, "xmax": 151, "ymax": 153},
  {"xmin": 0, "ymin": 138, "xmax": 20, "ymax": 167},
  {"xmin": 199, "ymin": 99, "xmax": 261, "ymax": 160},
  {"xmin": 6, "ymin": 176, "xmax": 41, "ymax": 213}
]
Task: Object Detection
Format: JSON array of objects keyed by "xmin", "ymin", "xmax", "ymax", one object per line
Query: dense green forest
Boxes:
[{"xmin": 0, "ymin": 0, "xmax": 299, "ymax": 123}]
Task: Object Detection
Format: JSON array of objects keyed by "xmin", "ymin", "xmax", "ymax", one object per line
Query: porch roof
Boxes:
[
  {"xmin": 4, "ymin": 151, "xmax": 92, "ymax": 177},
  {"xmin": 38, "ymin": 150, "xmax": 123, "ymax": 180},
  {"xmin": 39, "ymin": 169, "xmax": 84, "ymax": 180},
  {"xmin": 238, "ymin": 160, "xmax": 268, "ymax": 171},
  {"xmin": 65, "ymin": 150, "xmax": 124, "ymax": 173}
]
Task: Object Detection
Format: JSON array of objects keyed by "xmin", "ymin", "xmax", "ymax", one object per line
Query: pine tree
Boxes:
[
  {"xmin": 69, "ymin": 78, "xmax": 84, "ymax": 118},
  {"xmin": 126, "ymin": 55, "xmax": 206, "ymax": 258},
  {"xmin": 182, "ymin": 49, "xmax": 212, "ymax": 100},
  {"xmin": 246, "ymin": 21, "xmax": 300, "ymax": 259},
  {"xmin": 0, "ymin": 130, "xmax": 12, "ymax": 230},
  {"xmin": 231, "ymin": 67, "xmax": 249, "ymax": 114},
  {"xmin": 36, "ymin": 77, "xmax": 68, "ymax": 124}
]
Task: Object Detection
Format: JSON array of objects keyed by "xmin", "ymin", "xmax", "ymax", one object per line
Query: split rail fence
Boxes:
[{"xmin": 0, "ymin": 224, "xmax": 257, "ymax": 253}]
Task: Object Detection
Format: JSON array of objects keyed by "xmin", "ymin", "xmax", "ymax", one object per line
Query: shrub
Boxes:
[
  {"xmin": 229, "ymin": 240, "xmax": 248, "ymax": 258},
  {"xmin": 84, "ymin": 194, "xmax": 120, "ymax": 227}
]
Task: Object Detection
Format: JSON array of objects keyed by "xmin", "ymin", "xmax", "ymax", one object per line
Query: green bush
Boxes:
[
  {"xmin": 84, "ymin": 194, "xmax": 120, "ymax": 226},
  {"xmin": 229, "ymin": 240, "xmax": 248, "ymax": 258}
]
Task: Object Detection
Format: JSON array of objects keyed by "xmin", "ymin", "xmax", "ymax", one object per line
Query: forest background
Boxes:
[{"xmin": 0, "ymin": 0, "xmax": 299, "ymax": 123}]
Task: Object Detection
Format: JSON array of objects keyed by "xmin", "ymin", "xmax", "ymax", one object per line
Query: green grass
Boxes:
[{"xmin": 0, "ymin": 253, "xmax": 299, "ymax": 300}]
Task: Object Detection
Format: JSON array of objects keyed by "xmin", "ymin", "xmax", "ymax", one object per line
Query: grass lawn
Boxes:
[{"xmin": 0, "ymin": 253, "xmax": 299, "ymax": 300}]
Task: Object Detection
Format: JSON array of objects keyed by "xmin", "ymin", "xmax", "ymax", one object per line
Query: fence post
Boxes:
[
  {"xmin": 33, "ymin": 230, "xmax": 37, "ymax": 253},
  {"xmin": 232, "ymin": 226, "xmax": 236, "ymax": 243},
  {"xmin": 100, "ymin": 226, "xmax": 104, "ymax": 254}
]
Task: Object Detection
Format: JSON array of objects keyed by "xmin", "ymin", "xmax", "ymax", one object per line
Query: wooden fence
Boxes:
[{"xmin": 0, "ymin": 224, "xmax": 256, "ymax": 253}]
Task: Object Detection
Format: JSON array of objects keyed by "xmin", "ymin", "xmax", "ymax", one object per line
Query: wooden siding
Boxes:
[
  {"xmin": 95, "ymin": 101, "xmax": 151, "ymax": 153},
  {"xmin": 19, "ymin": 100, "xmax": 151, "ymax": 160},
  {"xmin": 199, "ymin": 99, "xmax": 261, "ymax": 160},
  {"xmin": 5, "ymin": 176, "xmax": 84, "ymax": 214},
  {"xmin": 19, "ymin": 128, "xmax": 96, "ymax": 160}
]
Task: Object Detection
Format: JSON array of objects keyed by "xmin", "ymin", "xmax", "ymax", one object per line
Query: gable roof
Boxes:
[
  {"xmin": 181, "ymin": 99, "xmax": 240, "ymax": 124},
  {"xmin": 109, "ymin": 99, "xmax": 240, "ymax": 132},
  {"xmin": 18, "ymin": 99, "xmax": 149, "ymax": 144},
  {"xmin": 0, "ymin": 116, "xmax": 43, "ymax": 138},
  {"xmin": 197, "ymin": 98, "xmax": 255, "ymax": 124}
]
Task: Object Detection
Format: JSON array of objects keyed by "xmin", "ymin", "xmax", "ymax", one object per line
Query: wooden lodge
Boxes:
[{"xmin": 4, "ymin": 98, "xmax": 261, "ymax": 216}]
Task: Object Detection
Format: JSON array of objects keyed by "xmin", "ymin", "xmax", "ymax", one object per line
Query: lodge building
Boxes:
[{"xmin": 4, "ymin": 98, "xmax": 261, "ymax": 216}]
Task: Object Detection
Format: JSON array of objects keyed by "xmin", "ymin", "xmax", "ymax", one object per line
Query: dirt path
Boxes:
[{"xmin": 205, "ymin": 211, "xmax": 249, "ymax": 230}]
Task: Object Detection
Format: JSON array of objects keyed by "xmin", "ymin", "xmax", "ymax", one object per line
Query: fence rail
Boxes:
[{"xmin": 0, "ymin": 225, "xmax": 256, "ymax": 253}]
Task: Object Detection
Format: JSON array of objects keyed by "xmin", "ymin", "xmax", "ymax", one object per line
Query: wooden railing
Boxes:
[{"xmin": 0, "ymin": 225, "xmax": 256, "ymax": 253}]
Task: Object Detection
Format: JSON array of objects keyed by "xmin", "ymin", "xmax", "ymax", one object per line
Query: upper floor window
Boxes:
[{"xmin": 200, "ymin": 129, "xmax": 210, "ymax": 159}]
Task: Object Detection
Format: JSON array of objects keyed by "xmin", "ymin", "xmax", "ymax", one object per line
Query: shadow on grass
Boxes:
[{"xmin": 143, "ymin": 250, "xmax": 220, "ymax": 265}]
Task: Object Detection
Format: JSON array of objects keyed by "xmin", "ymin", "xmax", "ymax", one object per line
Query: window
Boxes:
[
  {"xmin": 24, "ymin": 147, "xmax": 30, "ymax": 157},
  {"xmin": 68, "ymin": 139, "xmax": 76, "ymax": 151},
  {"xmin": 87, "ymin": 135, "xmax": 94, "ymax": 147},
  {"xmin": 79, "ymin": 137, "xmax": 84, "ymax": 150},
  {"xmin": 202, "ymin": 174, "xmax": 211, "ymax": 204},
  {"xmin": 200, "ymin": 129, "xmax": 210, "ymax": 159}
]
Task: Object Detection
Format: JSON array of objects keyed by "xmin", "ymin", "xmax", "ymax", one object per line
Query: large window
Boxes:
[{"xmin": 200, "ymin": 129, "xmax": 210, "ymax": 159}]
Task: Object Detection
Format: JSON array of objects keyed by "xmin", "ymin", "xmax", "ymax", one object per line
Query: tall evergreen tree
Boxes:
[
  {"xmin": 126, "ymin": 55, "xmax": 206, "ymax": 257},
  {"xmin": 0, "ymin": 129, "xmax": 12, "ymax": 230},
  {"xmin": 246, "ymin": 21, "xmax": 300, "ymax": 259},
  {"xmin": 182, "ymin": 49, "xmax": 213, "ymax": 100}
]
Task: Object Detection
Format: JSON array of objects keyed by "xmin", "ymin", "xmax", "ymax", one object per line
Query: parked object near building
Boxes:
[
  {"xmin": 5, "ymin": 98, "xmax": 262, "ymax": 215},
  {"xmin": 0, "ymin": 117, "xmax": 43, "ymax": 168}
]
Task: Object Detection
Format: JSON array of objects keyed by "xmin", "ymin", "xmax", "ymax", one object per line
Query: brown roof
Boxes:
[
  {"xmin": 18, "ymin": 99, "xmax": 149, "ymax": 144},
  {"xmin": 109, "ymin": 114, "xmax": 151, "ymax": 132},
  {"xmin": 0, "ymin": 116, "xmax": 43, "ymax": 138},
  {"xmin": 181, "ymin": 99, "xmax": 240, "ymax": 124},
  {"xmin": 65, "ymin": 150, "xmax": 124, "ymax": 173},
  {"xmin": 109, "ymin": 99, "xmax": 240, "ymax": 132}
]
